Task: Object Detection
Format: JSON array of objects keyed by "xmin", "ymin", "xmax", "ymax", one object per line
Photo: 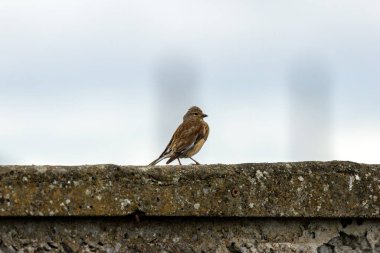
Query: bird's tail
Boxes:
[
  {"xmin": 149, "ymin": 155, "xmax": 167, "ymax": 166},
  {"xmin": 149, "ymin": 144, "xmax": 172, "ymax": 166},
  {"xmin": 149, "ymin": 157, "xmax": 163, "ymax": 166}
]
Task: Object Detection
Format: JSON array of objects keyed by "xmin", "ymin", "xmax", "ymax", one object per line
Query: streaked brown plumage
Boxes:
[{"xmin": 149, "ymin": 106, "xmax": 209, "ymax": 165}]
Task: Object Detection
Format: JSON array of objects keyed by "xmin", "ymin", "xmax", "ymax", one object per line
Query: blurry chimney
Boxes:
[{"xmin": 288, "ymin": 56, "xmax": 333, "ymax": 161}]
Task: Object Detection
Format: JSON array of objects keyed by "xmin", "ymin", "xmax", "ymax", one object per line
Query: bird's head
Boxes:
[{"xmin": 183, "ymin": 106, "xmax": 208, "ymax": 120}]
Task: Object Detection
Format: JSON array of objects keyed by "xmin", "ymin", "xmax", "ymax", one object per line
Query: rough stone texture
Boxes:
[
  {"xmin": 0, "ymin": 161, "xmax": 379, "ymax": 217},
  {"xmin": 0, "ymin": 217, "xmax": 379, "ymax": 253},
  {"xmin": 1, "ymin": 161, "xmax": 380, "ymax": 252}
]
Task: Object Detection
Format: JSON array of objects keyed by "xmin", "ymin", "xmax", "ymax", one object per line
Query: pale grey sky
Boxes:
[{"xmin": 1, "ymin": 0, "xmax": 379, "ymax": 164}]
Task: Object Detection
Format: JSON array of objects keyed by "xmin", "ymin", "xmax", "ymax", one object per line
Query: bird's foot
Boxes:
[{"xmin": 189, "ymin": 158, "xmax": 200, "ymax": 165}]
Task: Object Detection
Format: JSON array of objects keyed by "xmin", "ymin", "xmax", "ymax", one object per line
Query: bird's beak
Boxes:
[{"xmin": 202, "ymin": 114, "xmax": 208, "ymax": 118}]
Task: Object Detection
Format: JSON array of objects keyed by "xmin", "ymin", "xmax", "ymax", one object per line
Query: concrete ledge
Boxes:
[
  {"xmin": 0, "ymin": 161, "xmax": 379, "ymax": 217},
  {"xmin": 1, "ymin": 217, "xmax": 379, "ymax": 252}
]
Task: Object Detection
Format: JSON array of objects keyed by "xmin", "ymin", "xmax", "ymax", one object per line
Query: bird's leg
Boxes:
[
  {"xmin": 190, "ymin": 157, "xmax": 200, "ymax": 165},
  {"xmin": 177, "ymin": 158, "xmax": 182, "ymax": 165}
]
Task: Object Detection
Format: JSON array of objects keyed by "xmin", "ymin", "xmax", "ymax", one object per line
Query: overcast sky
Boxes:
[{"xmin": 1, "ymin": 0, "xmax": 379, "ymax": 165}]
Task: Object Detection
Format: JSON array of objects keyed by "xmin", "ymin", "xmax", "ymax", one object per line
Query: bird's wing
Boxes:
[
  {"xmin": 164, "ymin": 120, "xmax": 202, "ymax": 164},
  {"xmin": 150, "ymin": 119, "xmax": 207, "ymax": 166},
  {"xmin": 171, "ymin": 119, "xmax": 202, "ymax": 154},
  {"xmin": 180, "ymin": 121, "xmax": 209, "ymax": 158}
]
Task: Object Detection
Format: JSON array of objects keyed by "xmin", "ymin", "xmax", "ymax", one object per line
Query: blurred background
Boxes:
[{"xmin": 1, "ymin": 0, "xmax": 379, "ymax": 165}]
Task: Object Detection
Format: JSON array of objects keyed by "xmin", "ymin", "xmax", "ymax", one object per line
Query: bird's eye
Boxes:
[{"xmin": 194, "ymin": 113, "xmax": 198, "ymax": 115}]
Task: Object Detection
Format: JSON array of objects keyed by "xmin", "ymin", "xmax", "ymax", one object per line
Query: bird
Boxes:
[{"xmin": 149, "ymin": 106, "xmax": 209, "ymax": 165}]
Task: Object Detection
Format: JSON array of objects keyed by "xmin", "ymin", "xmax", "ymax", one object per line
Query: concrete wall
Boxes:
[{"xmin": 0, "ymin": 161, "xmax": 379, "ymax": 252}]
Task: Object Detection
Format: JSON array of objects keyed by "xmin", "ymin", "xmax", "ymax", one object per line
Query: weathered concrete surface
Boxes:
[
  {"xmin": 0, "ymin": 161, "xmax": 379, "ymax": 217},
  {"xmin": 0, "ymin": 217, "xmax": 379, "ymax": 253}
]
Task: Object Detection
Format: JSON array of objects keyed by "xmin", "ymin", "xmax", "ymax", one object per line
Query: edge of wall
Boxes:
[{"xmin": 0, "ymin": 161, "xmax": 379, "ymax": 217}]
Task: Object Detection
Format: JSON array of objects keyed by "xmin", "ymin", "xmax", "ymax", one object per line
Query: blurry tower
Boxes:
[
  {"xmin": 288, "ymin": 56, "xmax": 333, "ymax": 161},
  {"xmin": 154, "ymin": 52, "xmax": 201, "ymax": 146}
]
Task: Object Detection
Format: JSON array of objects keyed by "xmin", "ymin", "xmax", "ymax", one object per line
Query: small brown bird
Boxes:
[{"xmin": 149, "ymin": 106, "xmax": 209, "ymax": 165}]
